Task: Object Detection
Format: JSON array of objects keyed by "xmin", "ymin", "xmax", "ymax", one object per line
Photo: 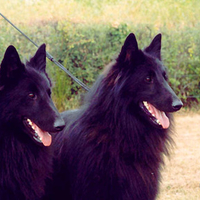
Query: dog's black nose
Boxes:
[
  {"xmin": 54, "ymin": 118, "xmax": 65, "ymax": 131},
  {"xmin": 172, "ymin": 99, "xmax": 183, "ymax": 111}
]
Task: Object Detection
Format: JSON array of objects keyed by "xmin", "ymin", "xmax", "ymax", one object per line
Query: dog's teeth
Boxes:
[
  {"xmin": 143, "ymin": 101, "xmax": 150, "ymax": 110},
  {"xmin": 34, "ymin": 132, "xmax": 42, "ymax": 141},
  {"xmin": 143, "ymin": 101, "xmax": 148, "ymax": 107},
  {"xmin": 33, "ymin": 135, "xmax": 42, "ymax": 143},
  {"xmin": 156, "ymin": 119, "xmax": 161, "ymax": 125},
  {"xmin": 27, "ymin": 119, "xmax": 32, "ymax": 125}
]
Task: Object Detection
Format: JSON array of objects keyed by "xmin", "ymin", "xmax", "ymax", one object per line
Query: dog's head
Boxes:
[
  {"xmin": 0, "ymin": 44, "xmax": 65, "ymax": 146},
  {"xmin": 107, "ymin": 33, "xmax": 183, "ymax": 129}
]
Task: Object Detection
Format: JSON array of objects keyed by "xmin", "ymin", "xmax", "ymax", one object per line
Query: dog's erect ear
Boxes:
[
  {"xmin": 117, "ymin": 33, "xmax": 139, "ymax": 64},
  {"xmin": 144, "ymin": 34, "xmax": 162, "ymax": 60},
  {"xmin": 29, "ymin": 44, "xmax": 46, "ymax": 72},
  {"xmin": 0, "ymin": 45, "xmax": 24, "ymax": 81}
]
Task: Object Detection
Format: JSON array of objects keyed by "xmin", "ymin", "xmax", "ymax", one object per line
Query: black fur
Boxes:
[
  {"xmin": 49, "ymin": 33, "xmax": 182, "ymax": 200},
  {"xmin": 0, "ymin": 45, "xmax": 65, "ymax": 200}
]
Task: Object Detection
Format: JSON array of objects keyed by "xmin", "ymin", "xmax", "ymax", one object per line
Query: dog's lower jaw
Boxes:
[
  {"xmin": 23, "ymin": 118, "xmax": 52, "ymax": 146},
  {"xmin": 139, "ymin": 101, "xmax": 169, "ymax": 129}
]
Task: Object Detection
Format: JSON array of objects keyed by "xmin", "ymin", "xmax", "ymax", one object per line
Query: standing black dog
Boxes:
[
  {"xmin": 0, "ymin": 44, "xmax": 65, "ymax": 200},
  {"xmin": 49, "ymin": 33, "xmax": 182, "ymax": 200}
]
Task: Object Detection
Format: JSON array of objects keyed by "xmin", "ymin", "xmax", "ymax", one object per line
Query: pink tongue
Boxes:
[
  {"xmin": 32, "ymin": 123, "xmax": 52, "ymax": 146},
  {"xmin": 148, "ymin": 104, "xmax": 170, "ymax": 129}
]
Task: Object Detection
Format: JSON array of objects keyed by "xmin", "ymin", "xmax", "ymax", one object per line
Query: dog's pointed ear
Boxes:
[
  {"xmin": 117, "ymin": 33, "xmax": 139, "ymax": 64},
  {"xmin": 144, "ymin": 34, "xmax": 162, "ymax": 60},
  {"xmin": 29, "ymin": 44, "xmax": 46, "ymax": 72},
  {"xmin": 0, "ymin": 45, "xmax": 24, "ymax": 80}
]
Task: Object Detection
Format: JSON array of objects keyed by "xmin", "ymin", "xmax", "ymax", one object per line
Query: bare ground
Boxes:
[{"xmin": 157, "ymin": 112, "xmax": 200, "ymax": 200}]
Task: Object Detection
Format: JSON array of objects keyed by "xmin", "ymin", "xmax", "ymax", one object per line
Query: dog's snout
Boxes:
[
  {"xmin": 172, "ymin": 99, "xmax": 183, "ymax": 111},
  {"xmin": 54, "ymin": 118, "xmax": 65, "ymax": 131}
]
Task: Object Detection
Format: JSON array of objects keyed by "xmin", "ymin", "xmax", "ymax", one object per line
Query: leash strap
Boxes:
[{"xmin": 0, "ymin": 13, "xmax": 90, "ymax": 91}]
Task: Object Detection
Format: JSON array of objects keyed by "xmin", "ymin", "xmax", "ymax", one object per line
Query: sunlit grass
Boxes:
[
  {"xmin": 157, "ymin": 113, "xmax": 200, "ymax": 200},
  {"xmin": 1, "ymin": 0, "xmax": 200, "ymax": 29}
]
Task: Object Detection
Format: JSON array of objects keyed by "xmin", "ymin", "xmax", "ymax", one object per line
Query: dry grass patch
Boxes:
[{"xmin": 158, "ymin": 112, "xmax": 200, "ymax": 199}]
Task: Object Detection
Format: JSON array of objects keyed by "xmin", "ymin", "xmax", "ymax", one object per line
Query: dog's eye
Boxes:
[
  {"xmin": 145, "ymin": 76, "xmax": 153, "ymax": 83},
  {"xmin": 28, "ymin": 93, "xmax": 37, "ymax": 99}
]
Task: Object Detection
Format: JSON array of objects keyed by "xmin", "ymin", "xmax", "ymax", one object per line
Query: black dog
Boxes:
[
  {"xmin": 0, "ymin": 44, "xmax": 65, "ymax": 200},
  {"xmin": 50, "ymin": 33, "xmax": 183, "ymax": 200}
]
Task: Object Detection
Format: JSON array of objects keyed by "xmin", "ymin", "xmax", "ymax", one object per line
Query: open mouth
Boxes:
[
  {"xmin": 23, "ymin": 118, "xmax": 52, "ymax": 146},
  {"xmin": 140, "ymin": 101, "xmax": 170, "ymax": 129}
]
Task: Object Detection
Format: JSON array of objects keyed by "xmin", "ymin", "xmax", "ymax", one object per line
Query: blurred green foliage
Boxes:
[{"xmin": 1, "ymin": 0, "xmax": 200, "ymax": 110}]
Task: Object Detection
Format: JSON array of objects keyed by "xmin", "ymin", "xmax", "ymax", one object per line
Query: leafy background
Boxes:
[{"xmin": 1, "ymin": 0, "xmax": 200, "ymax": 111}]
